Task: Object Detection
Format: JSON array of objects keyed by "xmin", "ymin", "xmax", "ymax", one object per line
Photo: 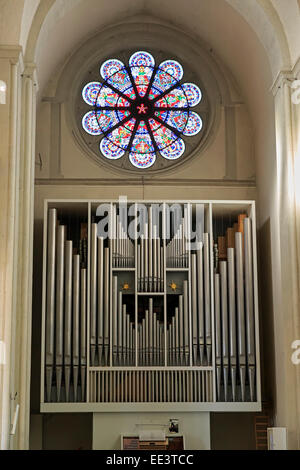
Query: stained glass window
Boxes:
[{"xmin": 82, "ymin": 51, "xmax": 203, "ymax": 169}]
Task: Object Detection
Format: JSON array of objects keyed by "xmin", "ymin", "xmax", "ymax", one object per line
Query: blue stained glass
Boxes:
[
  {"xmin": 106, "ymin": 118, "xmax": 135, "ymax": 149},
  {"xmin": 100, "ymin": 59, "xmax": 124, "ymax": 80},
  {"xmin": 183, "ymin": 112, "xmax": 203, "ymax": 136},
  {"xmin": 82, "ymin": 82, "xmax": 101, "ymax": 106},
  {"xmin": 131, "ymin": 121, "xmax": 155, "ymax": 154},
  {"xmin": 117, "ymin": 109, "xmax": 132, "ymax": 122},
  {"xmin": 159, "ymin": 60, "xmax": 183, "ymax": 81},
  {"xmin": 152, "ymin": 125, "xmax": 178, "ymax": 150},
  {"xmin": 131, "ymin": 66, "xmax": 153, "ymax": 96},
  {"xmin": 160, "ymin": 138, "xmax": 185, "ymax": 160},
  {"xmin": 129, "ymin": 51, "xmax": 155, "ymax": 68},
  {"xmin": 181, "ymin": 83, "xmax": 202, "ymax": 107},
  {"xmin": 151, "ymin": 69, "xmax": 177, "ymax": 95},
  {"xmin": 82, "ymin": 111, "xmax": 101, "ymax": 135},
  {"xmin": 96, "ymin": 86, "xmax": 125, "ymax": 107},
  {"xmin": 81, "ymin": 51, "xmax": 204, "ymax": 168},
  {"xmin": 118, "ymin": 85, "xmax": 136, "ymax": 100},
  {"xmin": 100, "ymin": 137, "xmax": 125, "ymax": 159},
  {"xmin": 129, "ymin": 152, "xmax": 156, "ymax": 168},
  {"xmin": 155, "ymin": 110, "xmax": 188, "ymax": 132},
  {"xmin": 96, "ymin": 110, "xmax": 121, "ymax": 132},
  {"xmin": 159, "ymin": 88, "xmax": 188, "ymax": 108},
  {"xmin": 106, "ymin": 68, "xmax": 133, "ymax": 95},
  {"xmin": 148, "ymin": 117, "xmax": 164, "ymax": 131}
]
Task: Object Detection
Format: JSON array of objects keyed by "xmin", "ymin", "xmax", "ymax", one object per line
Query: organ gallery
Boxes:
[{"xmin": 0, "ymin": 0, "xmax": 299, "ymax": 451}]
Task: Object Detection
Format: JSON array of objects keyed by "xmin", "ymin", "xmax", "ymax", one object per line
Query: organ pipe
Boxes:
[{"xmin": 43, "ymin": 205, "xmax": 258, "ymax": 405}]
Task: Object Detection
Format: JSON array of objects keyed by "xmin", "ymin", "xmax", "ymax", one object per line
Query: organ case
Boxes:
[{"xmin": 40, "ymin": 200, "xmax": 261, "ymax": 412}]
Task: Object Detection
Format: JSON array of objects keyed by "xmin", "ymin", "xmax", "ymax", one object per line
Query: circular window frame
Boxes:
[{"xmin": 63, "ymin": 22, "xmax": 222, "ymax": 176}]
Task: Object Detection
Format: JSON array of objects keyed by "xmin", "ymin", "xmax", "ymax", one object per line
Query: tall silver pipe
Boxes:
[
  {"xmin": 235, "ymin": 232, "xmax": 246, "ymax": 401},
  {"xmin": 167, "ymin": 325, "xmax": 171, "ymax": 365},
  {"xmin": 118, "ymin": 290, "xmax": 123, "ymax": 365},
  {"xmin": 179, "ymin": 295, "xmax": 184, "ymax": 366},
  {"xmin": 123, "ymin": 303, "xmax": 127, "ymax": 365},
  {"xmin": 126, "ymin": 312, "xmax": 130, "ymax": 366},
  {"xmin": 153, "ymin": 312, "xmax": 157, "ymax": 365},
  {"xmin": 104, "ymin": 247, "xmax": 110, "ymax": 365},
  {"xmin": 46, "ymin": 208, "xmax": 57, "ymax": 402},
  {"xmin": 228, "ymin": 248, "xmax": 237, "ymax": 401},
  {"xmin": 80, "ymin": 268, "xmax": 87, "ymax": 402},
  {"xmin": 197, "ymin": 244, "xmax": 204, "ymax": 365},
  {"xmin": 138, "ymin": 324, "xmax": 142, "ymax": 365},
  {"xmin": 142, "ymin": 318, "xmax": 146, "ymax": 366},
  {"xmin": 137, "ymin": 244, "xmax": 141, "ymax": 292},
  {"xmin": 55, "ymin": 224, "xmax": 65, "ymax": 402},
  {"xmin": 214, "ymin": 273, "xmax": 221, "ymax": 400},
  {"xmin": 130, "ymin": 324, "xmax": 134, "ymax": 365},
  {"xmin": 90, "ymin": 223, "xmax": 97, "ymax": 366},
  {"xmin": 160, "ymin": 246, "xmax": 164, "ymax": 292},
  {"xmin": 183, "ymin": 281, "xmax": 189, "ymax": 365},
  {"xmin": 244, "ymin": 218, "xmax": 256, "ymax": 401},
  {"xmin": 204, "ymin": 233, "xmax": 212, "ymax": 365},
  {"xmin": 153, "ymin": 219, "xmax": 157, "ymax": 292},
  {"xmin": 73, "ymin": 255, "xmax": 80, "ymax": 402},
  {"xmin": 160, "ymin": 324, "xmax": 164, "ymax": 367},
  {"xmin": 97, "ymin": 237, "xmax": 104, "ymax": 366},
  {"xmin": 64, "ymin": 240, "xmax": 72, "ymax": 402},
  {"xmin": 145, "ymin": 309, "xmax": 149, "ymax": 365},
  {"xmin": 157, "ymin": 239, "xmax": 161, "ymax": 292},
  {"xmin": 149, "ymin": 207, "xmax": 153, "ymax": 292},
  {"xmin": 144, "ymin": 222, "xmax": 148, "ymax": 292},
  {"xmin": 191, "ymin": 254, "xmax": 198, "ymax": 365},
  {"xmin": 112, "ymin": 276, "xmax": 118, "ymax": 365},
  {"xmin": 149, "ymin": 299, "xmax": 153, "ymax": 365},
  {"xmin": 175, "ymin": 307, "xmax": 179, "ymax": 366},
  {"xmin": 140, "ymin": 235, "xmax": 144, "ymax": 292},
  {"xmin": 172, "ymin": 315, "xmax": 176, "ymax": 365},
  {"xmin": 220, "ymin": 261, "xmax": 229, "ymax": 402}
]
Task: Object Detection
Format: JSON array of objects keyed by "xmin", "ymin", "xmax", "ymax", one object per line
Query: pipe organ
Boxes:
[{"xmin": 41, "ymin": 200, "xmax": 261, "ymax": 412}]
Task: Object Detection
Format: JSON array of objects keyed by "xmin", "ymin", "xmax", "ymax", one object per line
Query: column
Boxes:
[
  {"xmin": 0, "ymin": 47, "xmax": 37, "ymax": 449},
  {"xmin": 272, "ymin": 60, "xmax": 300, "ymax": 449}
]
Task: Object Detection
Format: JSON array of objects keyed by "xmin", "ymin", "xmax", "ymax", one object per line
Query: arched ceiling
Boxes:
[{"xmin": 29, "ymin": 0, "xmax": 277, "ymax": 129}]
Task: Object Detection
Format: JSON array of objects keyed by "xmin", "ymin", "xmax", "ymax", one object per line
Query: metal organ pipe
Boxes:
[
  {"xmin": 227, "ymin": 248, "xmax": 237, "ymax": 401},
  {"xmin": 104, "ymin": 247, "xmax": 110, "ymax": 366},
  {"xmin": 43, "ymin": 204, "xmax": 258, "ymax": 405},
  {"xmin": 235, "ymin": 232, "xmax": 246, "ymax": 401},
  {"xmin": 244, "ymin": 218, "xmax": 256, "ymax": 401},
  {"xmin": 197, "ymin": 244, "xmax": 204, "ymax": 365},
  {"xmin": 214, "ymin": 273, "xmax": 221, "ymax": 400},
  {"xmin": 46, "ymin": 208, "xmax": 57, "ymax": 402},
  {"xmin": 80, "ymin": 268, "xmax": 87, "ymax": 401},
  {"xmin": 55, "ymin": 224, "xmax": 65, "ymax": 402},
  {"xmin": 97, "ymin": 236, "xmax": 104, "ymax": 366},
  {"xmin": 220, "ymin": 261, "xmax": 229, "ymax": 402},
  {"xmin": 90, "ymin": 223, "xmax": 97, "ymax": 366},
  {"xmin": 64, "ymin": 240, "xmax": 73, "ymax": 402},
  {"xmin": 191, "ymin": 254, "xmax": 198, "ymax": 365},
  {"xmin": 204, "ymin": 233, "xmax": 212, "ymax": 366},
  {"xmin": 72, "ymin": 255, "xmax": 80, "ymax": 402}
]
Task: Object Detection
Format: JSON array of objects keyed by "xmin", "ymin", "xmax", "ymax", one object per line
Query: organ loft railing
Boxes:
[{"xmin": 40, "ymin": 200, "xmax": 261, "ymax": 411}]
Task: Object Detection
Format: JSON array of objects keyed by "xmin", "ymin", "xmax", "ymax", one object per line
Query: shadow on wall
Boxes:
[
  {"xmin": 257, "ymin": 219, "xmax": 276, "ymax": 405},
  {"xmin": 210, "ymin": 413, "xmax": 256, "ymax": 449},
  {"xmin": 30, "ymin": 413, "xmax": 93, "ymax": 450}
]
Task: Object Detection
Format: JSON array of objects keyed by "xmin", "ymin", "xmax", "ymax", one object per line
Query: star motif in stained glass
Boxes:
[{"xmin": 82, "ymin": 51, "xmax": 203, "ymax": 169}]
